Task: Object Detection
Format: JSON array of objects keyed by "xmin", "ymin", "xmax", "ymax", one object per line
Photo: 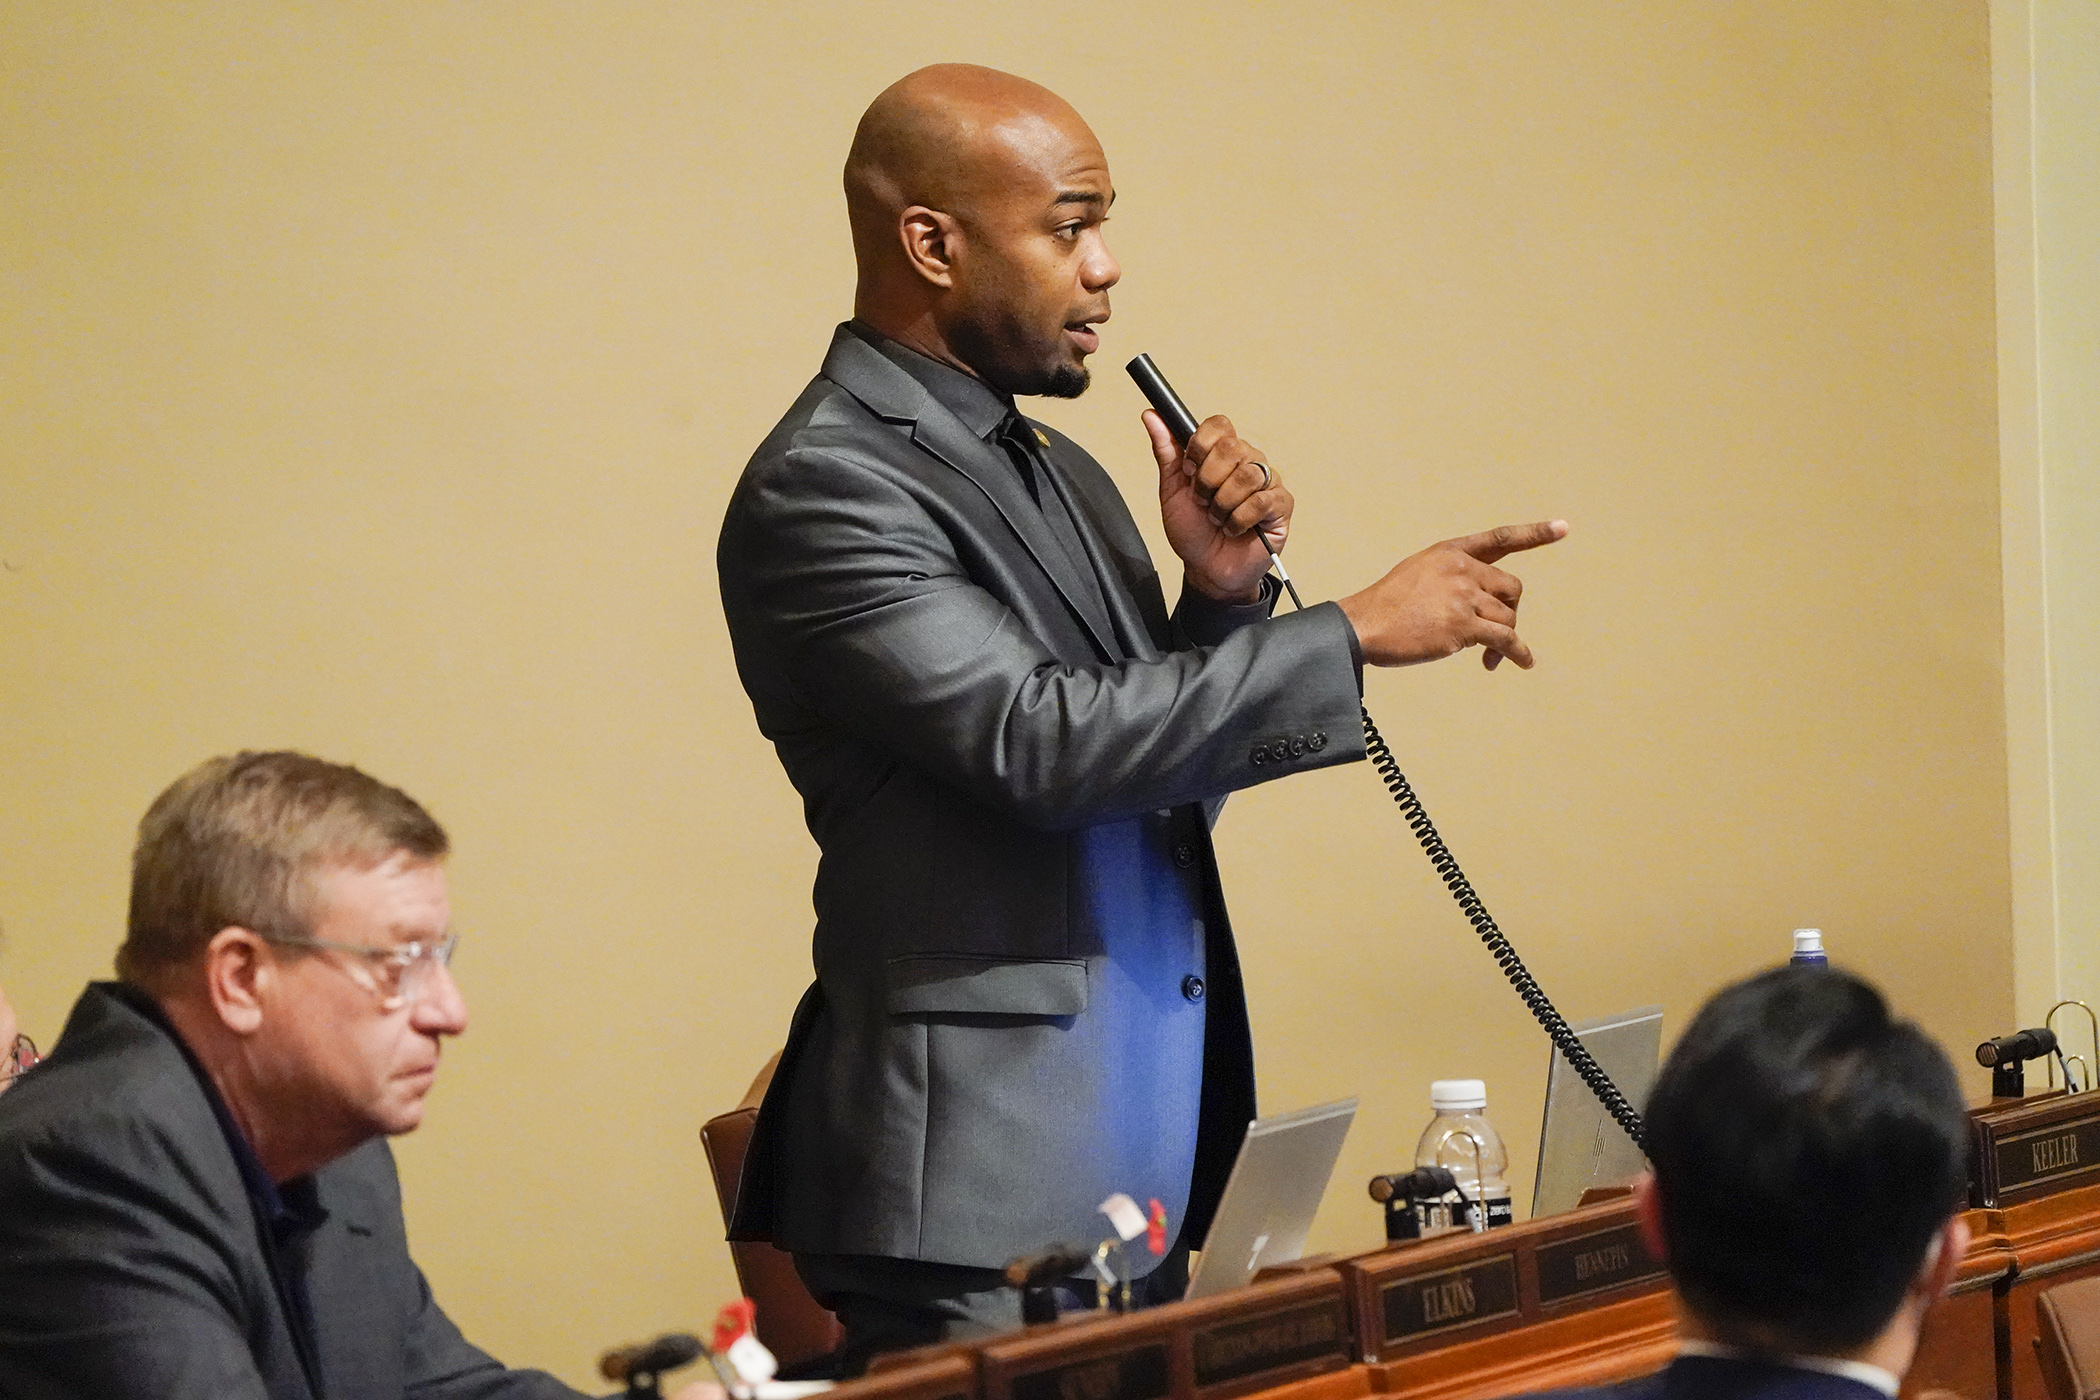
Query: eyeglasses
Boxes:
[
  {"xmin": 261, "ymin": 931, "xmax": 460, "ymax": 1011},
  {"xmin": 4, "ymin": 1033, "xmax": 38, "ymax": 1083}
]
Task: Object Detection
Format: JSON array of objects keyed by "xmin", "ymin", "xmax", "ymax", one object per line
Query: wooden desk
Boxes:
[
  {"xmin": 836, "ymin": 1186, "xmax": 2083, "ymax": 1400},
  {"xmin": 1988, "ymin": 1182, "xmax": 2100, "ymax": 1400}
]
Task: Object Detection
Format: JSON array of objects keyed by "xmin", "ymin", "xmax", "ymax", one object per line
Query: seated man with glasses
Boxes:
[{"xmin": 0, "ymin": 750, "xmax": 714, "ymax": 1400}]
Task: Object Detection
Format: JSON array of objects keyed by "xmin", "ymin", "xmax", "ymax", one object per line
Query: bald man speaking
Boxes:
[{"xmin": 717, "ymin": 65, "xmax": 1564, "ymax": 1366}]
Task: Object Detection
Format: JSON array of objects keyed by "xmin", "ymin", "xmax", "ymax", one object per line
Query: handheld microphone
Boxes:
[
  {"xmin": 1126, "ymin": 354, "xmax": 1201, "ymax": 444},
  {"xmin": 599, "ymin": 1333, "xmax": 704, "ymax": 1383},
  {"xmin": 1126, "ymin": 354, "xmax": 1303, "ymax": 609},
  {"xmin": 1977, "ymin": 1027, "xmax": 2058, "ymax": 1068}
]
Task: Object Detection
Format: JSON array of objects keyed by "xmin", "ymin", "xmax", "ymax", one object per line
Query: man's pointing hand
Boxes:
[{"xmin": 1337, "ymin": 520, "xmax": 1569, "ymax": 670}]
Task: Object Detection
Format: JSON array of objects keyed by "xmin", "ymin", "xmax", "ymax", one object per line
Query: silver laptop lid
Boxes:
[
  {"xmin": 1183, "ymin": 1098, "xmax": 1356, "ymax": 1300},
  {"xmin": 1531, "ymin": 1006, "xmax": 1662, "ymax": 1218}
]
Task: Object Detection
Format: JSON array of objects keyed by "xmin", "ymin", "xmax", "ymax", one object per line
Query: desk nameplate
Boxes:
[
  {"xmin": 1006, "ymin": 1342, "xmax": 1171, "ymax": 1400},
  {"xmin": 978, "ymin": 1310, "xmax": 1182, "ymax": 1400},
  {"xmin": 1971, "ymin": 1094, "xmax": 2100, "ymax": 1207},
  {"xmin": 1534, "ymin": 1222, "xmax": 1665, "ymax": 1307},
  {"xmin": 1379, "ymin": 1254, "xmax": 1520, "ymax": 1346},
  {"xmin": 1188, "ymin": 1295, "xmax": 1350, "ymax": 1400}
]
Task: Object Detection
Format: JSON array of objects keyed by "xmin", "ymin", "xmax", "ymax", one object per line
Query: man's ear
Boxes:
[
  {"xmin": 1916, "ymin": 1213, "xmax": 1970, "ymax": 1302},
  {"xmin": 1633, "ymin": 1170, "xmax": 1669, "ymax": 1265},
  {"xmin": 899, "ymin": 206, "xmax": 961, "ymax": 289},
  {"xmin": 201, "ymin": 927, "xmax": 272, "ymax": 1035}
]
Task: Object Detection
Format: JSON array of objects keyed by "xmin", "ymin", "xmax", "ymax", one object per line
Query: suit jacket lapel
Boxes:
[{"xmin": 821, "ymin": 330, "xmax": 1120, "ymax": 661}]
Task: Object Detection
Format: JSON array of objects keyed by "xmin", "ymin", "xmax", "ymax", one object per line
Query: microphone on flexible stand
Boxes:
[
  {"xmin": 599, "ymin": 1333, "xmax": 704, "ymax": 1399},
  {"xmin": 1978, "ymin": 1027, "xmax": 2060, "ymax": 1099},
  {"xmin": 1368, "ymin": 1166, "xmax": 1462, "ymax": 1242}
]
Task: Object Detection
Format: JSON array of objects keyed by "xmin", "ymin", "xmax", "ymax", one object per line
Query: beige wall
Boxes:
[
  {"xmin": 1997, "ymin": 0, "xmax": 2100, "ymax": 1032},
  {"xmin": 0, "ymin": 3, "xmax": 2006, "ymax": 1389}
]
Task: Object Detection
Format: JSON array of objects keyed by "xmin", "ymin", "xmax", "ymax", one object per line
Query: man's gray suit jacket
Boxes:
[
  {"xmin": 0, "ymin": 984, "xmax": 589, "ymax": 1400},
  {"xmin": 717, "ymin": 326, "xmax": 1366, "ymax": 1273}
]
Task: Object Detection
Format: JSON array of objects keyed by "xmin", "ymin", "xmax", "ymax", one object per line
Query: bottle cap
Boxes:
[
  {"xmin": 1430, "ymin": 1079, "xmax": 1487, "ymax": 1112},
  {"xmin": 1792, "ymin": 928, "xmax": 1824, "ymax": 955}
]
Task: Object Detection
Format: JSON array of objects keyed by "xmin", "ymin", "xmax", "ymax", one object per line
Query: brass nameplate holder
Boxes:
[{"xmin": 1969, "ymin": 1093, "xmax": 2100, "ymax": 1208}]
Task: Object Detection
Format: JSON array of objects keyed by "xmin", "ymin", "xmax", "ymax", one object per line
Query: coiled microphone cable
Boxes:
[
  {"xmin": 1358, "ymin": 704, "xmax": 1645, "ymax": 1149},
  {"xmin": 1127, "ymin": 352, "xmax": 1647, "ymax": 1153}
]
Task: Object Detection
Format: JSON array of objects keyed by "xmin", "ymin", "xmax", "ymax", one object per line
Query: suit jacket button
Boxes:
[
  {"xmin": 1250, "ymin": 747, "xmax": 1267, "ymax": 765},
  {"xmin": 1289, "ymin": 735, "xmax": 1307, "ymax": 757},
  {"xmin": 1182, "ymin": 975, "xmax": 1206, "ymax": 1002},
  {"xmin": 1270, "ymin": 739, "xmax": 1290, "ymax": 762},
  {"xmin": 1172, "ymin": 841, "xmax": 1196, "ymax": 869},
  {"xmin": 1309, "ymin": 731, "xmax": 1327, "ymax": 752}
]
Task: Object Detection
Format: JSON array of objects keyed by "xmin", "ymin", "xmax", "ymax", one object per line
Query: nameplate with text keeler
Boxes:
[{"xmin": 1969, "ymin": 1093, "xmax": 2100, "ymax": 1207}]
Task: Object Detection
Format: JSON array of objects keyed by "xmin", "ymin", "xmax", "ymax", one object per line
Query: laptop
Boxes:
[
  {"xmin": 1183, "ymin": 1098, "xmax": 1357, "ymax": 1300},
  {"xmin": 1531, "ymin": 1006, "xmax": 1663, "ymax": 1218}
]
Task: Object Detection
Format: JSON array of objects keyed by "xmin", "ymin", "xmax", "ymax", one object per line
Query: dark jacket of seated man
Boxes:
[
  {"xmin": 1525, "ymin": 967, "xmax": 1972, "ymax": 1400},
  {"xmin": 0, "ymin": 752, "xmax": 707, "ymax": 1400}
]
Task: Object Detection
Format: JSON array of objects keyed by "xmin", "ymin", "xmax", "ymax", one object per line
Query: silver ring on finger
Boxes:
[{"xmin": 1255, "ymin": 460, "xmax": 1273, "ymax": 490}]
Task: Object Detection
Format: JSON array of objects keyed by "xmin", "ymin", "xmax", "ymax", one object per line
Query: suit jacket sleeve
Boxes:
[
  {"xmin": 723, "ymin": 442, "xmax": 1365, "ymax": 832},
  {"xmin": 324, "ymin": 1143, "xmax": 593, "ymax": 1400},
  {"xmin": 395, "ymin": 1265, "xmax": 593, "ymax": 1400}
]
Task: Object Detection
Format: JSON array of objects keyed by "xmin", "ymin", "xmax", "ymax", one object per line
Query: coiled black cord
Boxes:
[{"xmin": 1359, "ymin": 703, "xmax": 1647, "ymax": 1151}]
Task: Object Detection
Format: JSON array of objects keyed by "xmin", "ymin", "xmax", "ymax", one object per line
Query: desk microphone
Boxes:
[
  {"xmin": 1977, "ymin": 1028, "xmax": 2057, "ymax": 1068},
  {"xmin": 599, "ymin": 1332, "xmax": 703, "ymax": 1383},
  {"xmin": 1367, "ymin": 1166, "xmax": 1460, "ymax": 1204}
]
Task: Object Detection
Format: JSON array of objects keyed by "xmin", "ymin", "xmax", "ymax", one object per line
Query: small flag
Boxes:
[
  {"xmin": 1098, "ymin": 1192, "xmax": 1147, "ymax": 1242},
  {"xmin": 711, "ymin": 1299, "xmax": 777, "ymax": 1387},
  {"xmin": 1146, "ymin": 1199, "xmax": 1168, "ymax": 1256}
]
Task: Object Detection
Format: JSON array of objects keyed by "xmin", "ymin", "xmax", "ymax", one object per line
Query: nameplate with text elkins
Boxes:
[{"xmin": 1339, "ymin": 1195, "xmax": 1671, "ymax": 1363}]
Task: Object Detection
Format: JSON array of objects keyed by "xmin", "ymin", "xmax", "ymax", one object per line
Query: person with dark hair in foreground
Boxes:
[
  {"xmin": 0, "ymin": 751, "xmax": 716, "ymax": 1400},
  {"xmin": 1529, "ymin": 967, "xmax": 1972, "ymax": 1400}
]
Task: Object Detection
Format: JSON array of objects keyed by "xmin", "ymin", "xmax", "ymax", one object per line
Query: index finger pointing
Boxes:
[{"xmin": 1454, "ymin": 519, "xmax": 1568, "ymax": 564}]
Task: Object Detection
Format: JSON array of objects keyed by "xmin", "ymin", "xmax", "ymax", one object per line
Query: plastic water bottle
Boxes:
[
  {"xmin": 1790, "ymin": 928, "xmax": 1827, "ymax": 966},
  {"xmin": 1413, "ymin": 1079, "xmax": 1514, "ymax": 1234}
]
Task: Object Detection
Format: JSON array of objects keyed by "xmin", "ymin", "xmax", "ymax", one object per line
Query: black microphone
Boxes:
[
  {"xmin": 1127, "ymin": 354, "xmax": 1201, "ymax": 445},
  {"xmin": 599, "ymin": 1333, "xmax": 703, "ymax": 1383},
  {"xmin": 1125, "ymin": 353, "xmax": 1303, "ymax": 609},
  {"xmin": 1003, "ymin": 1244, "xmax": 1091, "ymax": 1288},
  {"xmin": 1977, "ymin": 1027, "xmax": 2058, "ymax": 1068},
  {"xmin": 1367, "ymin": 1165, "xmax": 1459, "ymax": 1204}
]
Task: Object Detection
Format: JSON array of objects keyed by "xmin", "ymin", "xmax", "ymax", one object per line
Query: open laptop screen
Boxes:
[
  {"xmin": 1531, "ymin": 1006, "xmax": 1661, "ymax": 1218},
  {"xmin": 1183, "ymin": 1098, "xmax": 1356, "ymax": 1300}
]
